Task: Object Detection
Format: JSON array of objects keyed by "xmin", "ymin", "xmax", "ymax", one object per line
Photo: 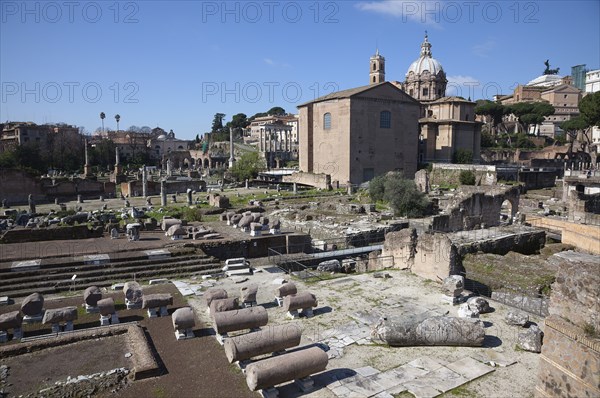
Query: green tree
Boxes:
[
  {"xmin": 368, "ymin": 172, "xmax": 429, "ymax": 217},
  {"xmin": 267, "ymin": 106, "xmax": 286, "ymax": 115},
  {"xmin": 481, "ymin": 130, "xmax": 495, "ymax": 148},
  {"xmin": 580, "ymin": 91, "xmax": 600, "ymax": 128},
  {"xmin": 211, "ymin": 113, "xmax": 225, "ymax": 133},
  {"xmin": 515, "ymin": 133, "xmax": 536, "ymax": 149},
  {"xmin": 560, "ymin": 115, "xmax": 592, "ymax": 155},
  {"xmin": 505, "ymin": 101, "xmax": 555, "ymax": 133},
  {"xmin": 369, "ymin": 174, "xmax": 386, "ymax": 202},
  {"xmin": 230, "ymin": 152, "xmax": 265, "ymax": 181},
  {"xmin": 474, "ymin": 100, "xmax": 505, "ymax": 134},
  {"xmin": 226, "ymin": 113, "xmax": 249, "ymax": 139}
]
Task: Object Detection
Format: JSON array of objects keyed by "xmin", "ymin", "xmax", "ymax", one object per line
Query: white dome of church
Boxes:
[{"xmin": 406, "ymin": 34, "xmax": 444, "ymax": 77}]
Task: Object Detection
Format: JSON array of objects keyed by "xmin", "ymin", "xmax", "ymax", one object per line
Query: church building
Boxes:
[{"xmin": 297, "ymin": 34, "xmax": 481, "ymax": 185}]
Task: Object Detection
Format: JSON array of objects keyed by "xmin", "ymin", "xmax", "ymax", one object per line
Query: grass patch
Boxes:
[
  {"xmin": 445, "ymin": 384, "xmax": 478, "ymax": 397},
  {"xmin": 583, "ymin": 322, "xmax": 599, "ymax": 339},
  {"xmin": 152, "ymin": 387, "xmax": 167, "ymax": 398}
]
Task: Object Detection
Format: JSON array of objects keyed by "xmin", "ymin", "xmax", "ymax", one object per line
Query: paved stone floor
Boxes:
[{"xmin": 171, "ymin": 263, "xmax": 542, "ymax": 398}]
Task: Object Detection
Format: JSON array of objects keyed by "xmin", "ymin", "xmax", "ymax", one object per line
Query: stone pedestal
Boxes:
[
  {"xmin": 86, "ymin": 305, "xmax": 100, "ymax": 314},
  {"xmin": 260, "ymin": 387, "xmax": 279, "ymax": 398},
  {"xmin": 441, "ymin": 294, "xmax": 462, "ymax": 305},
  {"xmin": 51, "ymin": 323, "xmax": 61, "ymax": 333},
  {"xmin": 147, "ymin": 306, "xmax": 168, "ymax": 318},
  {"xmin": 216, "ymin": 332, "xmax": 228, "ymax": 345},
  {"xmin": 0, "ymin": 331, "xmax": 7, "ymax": 343},
  {"xmin": 275, "ymin": 297, "xmax": 284, "ymax": 307},
  {"xmin": 300, "ymin": 308, "xmax": 314, "ymax": 318},
  {"xmin": 13, "ymin": 327, "xmax": 22, "ymax": 340},
  {"xmin": 295, "ymin": 377, "xmax": 315, "ymax": 392},
  {"xmin": 23, "ymin": 314, "xmax": 44, "ymax": 324},
  {"xmin": 125, "ymin": 299, "xmax": 142, "ymax": 310},
  {"xmin": 175, "ymin": 328, "xmax": 194, "ymax": 340},
  {"xmin": 242, "ymin": 301, "xmax": 257, "ymax": 308},
  {"xmin": 100, "ymin": 314, "xmax": 120, "ymax": 326}
]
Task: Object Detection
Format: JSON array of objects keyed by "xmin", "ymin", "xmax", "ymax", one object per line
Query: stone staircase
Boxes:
[{"xmin": 0, "ymin": 247, "xmax": 223, "ymax": 299}]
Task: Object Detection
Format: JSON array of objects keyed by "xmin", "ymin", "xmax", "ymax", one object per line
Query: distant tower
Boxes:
[{"xmin": 369, "ymin": 49, "xmax": 385, "ymax": 85}]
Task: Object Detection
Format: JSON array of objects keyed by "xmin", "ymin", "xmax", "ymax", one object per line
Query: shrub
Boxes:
[
  {"xmin": 459, "ymin": 170, "xmax": 476, "ymax": 185},
  {"xmin": 369, "ymin": 172, "xmax": 429, "ymax": 217}
]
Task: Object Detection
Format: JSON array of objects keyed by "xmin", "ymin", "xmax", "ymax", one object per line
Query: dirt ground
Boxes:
[{"xmin": 1, "ymin": 284, "xmax": 255, "ymax": 398}]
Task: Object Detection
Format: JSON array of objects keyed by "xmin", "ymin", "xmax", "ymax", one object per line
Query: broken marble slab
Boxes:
[
  {"xmin": 172, "ymin": 280, "xmax": 195, "ymax": 296},
  {"xmin": 445, "ymin": 356, "xmax": 495, "ymax": 380}
]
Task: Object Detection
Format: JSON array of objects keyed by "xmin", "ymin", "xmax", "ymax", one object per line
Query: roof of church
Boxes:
[
  {"xmin": 297, "ymin": 82, "xmax": 416, "ymax": 107},
  {"xmin": 406, "ymin": 34, "xmax": 444, "ymax": 77},
  {"xmin": 430, "ymin": 96, "xmax": 474, "ymax": 104}
]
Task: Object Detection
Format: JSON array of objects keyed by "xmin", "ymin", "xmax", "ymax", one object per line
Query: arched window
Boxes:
[
  {"xmin": 323, "ymin": 113, "xmax": 331, "ymax": 130},
  {"xmin": 372, "ymin": 76, "xmax": 376, "ymax": 83},
  {"xmin": 380, "ymin": 111, "xmax": 391, "ymax": 128},
  {"xmin": 372, "ymin": 63, "xmax": 376, "ymax": 71}
]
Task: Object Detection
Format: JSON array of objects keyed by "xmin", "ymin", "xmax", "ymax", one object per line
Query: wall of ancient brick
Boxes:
[
  {"xmin": 527, "ymin": 216, "xmax": 600, "ymax": 255},
  {"xmin": 535, "ymin": 316, "xmax": 600, "ymax": 398},
  {"xmin": 535, "ymin": 251, "xmax": 600, "ymax": 398}
]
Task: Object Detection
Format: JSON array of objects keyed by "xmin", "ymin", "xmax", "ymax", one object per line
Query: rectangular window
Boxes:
[
  {"xmin": 423, "ymin": 88, "xmax": 429, "ymax": 96},
  {"xmin": 323, "ymin": 113, "xmax": 331, "ymax": 129},
  {"xmin": 380, "ymin": 111, "xmax": 391, "ymax": 128}
]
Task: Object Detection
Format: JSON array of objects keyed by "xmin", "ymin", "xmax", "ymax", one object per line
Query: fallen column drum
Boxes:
[
  {"xmin": 213, "ymin": 306, "xmax": 268, "ymax": 335},
  {"xmin": 245, "ymin": 346, "xmax": 328, "ymax": 391},
  {"xmin": 224, "ymin": 323, "xmax": 302, "ymax": 363}
]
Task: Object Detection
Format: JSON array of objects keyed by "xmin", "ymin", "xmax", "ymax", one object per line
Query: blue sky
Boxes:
[{"xmin": 1, "ymin": 0, "xmax": 599, "ymax": 139}]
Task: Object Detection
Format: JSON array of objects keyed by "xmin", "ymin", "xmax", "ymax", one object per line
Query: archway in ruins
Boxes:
[{"xmin": 500, "ymin": 199, "xmax": 515, "ymax": 224}]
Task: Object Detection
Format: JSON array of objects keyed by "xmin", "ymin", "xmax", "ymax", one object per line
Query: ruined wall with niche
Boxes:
[
  {"xmin": 431, "ymin": 186, "xmax": 520, "ymax": 232},
  {"xmin": 535, "ymin": 252, "xmax": 600, "ymax": 398},
  {"xmin": 379, "ymin": 229, "xmax": 462, "ymax": 281}
]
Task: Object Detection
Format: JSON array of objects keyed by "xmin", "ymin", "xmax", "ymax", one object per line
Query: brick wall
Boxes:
[{"xmin": 535, "ymin": 252, "xmax": 600, "ymax": 398}]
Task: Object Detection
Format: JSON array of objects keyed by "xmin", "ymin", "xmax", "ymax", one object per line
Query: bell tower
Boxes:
[{"xmin": 369, "ymin": 49, "xmax": 385, "ymax": 85}]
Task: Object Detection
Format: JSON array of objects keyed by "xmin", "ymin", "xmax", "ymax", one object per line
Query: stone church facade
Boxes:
[{"xmin": 298, "ymin": 83, "xmax": 420, "ymax": 185}]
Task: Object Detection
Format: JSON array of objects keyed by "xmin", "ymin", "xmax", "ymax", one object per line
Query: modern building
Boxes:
[
  {"xmin": 498, "ymin": 73, "xmax": 582, "ymax": 138},
  {"xmin": 246, "ymin": 114, "xmax": 299, "ymax": 144},
  {"xmin": 0, "ymin": 122, "xmax": 79, "ymax": 152},
  {"xmin": 585, "ymin": 69, "xmax": 600, "ymax": 144}
]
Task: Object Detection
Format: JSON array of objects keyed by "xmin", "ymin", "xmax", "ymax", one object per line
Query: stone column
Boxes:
[
  {"xmin": 142, "ymin": 165, "xmax": 147, "ymax": 198},
  {"xmin": 166, "ymin": 159, "xmax": 172, "ymax": 177},
  {"xmin": 229, "ymin": 127, "xmax": 235, "ymax": 168},
  {"xmin": 160, "ymin": 180, "xmax": 167, "ymax": 206},
  {"xmin": 28, "ymin": 194, "xmax": 36, "ymax": 214}
]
